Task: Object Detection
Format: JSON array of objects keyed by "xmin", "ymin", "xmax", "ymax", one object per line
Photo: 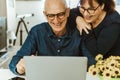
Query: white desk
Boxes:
[
  {"xmin": 0, "ymin": 69, "xmax": 25, "ymax": 80},
  {"xmin": 0, "ymin": 69, "xmax": 100, "ymax": 80},
  {"xmin": 0, "ymin": 46, "xmax": 21, "ymax": 68}
]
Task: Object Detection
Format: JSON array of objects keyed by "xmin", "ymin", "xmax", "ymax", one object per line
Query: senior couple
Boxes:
[{"xmin": 9, "ymin": 0, "xmax": 120, "ymax": 75}]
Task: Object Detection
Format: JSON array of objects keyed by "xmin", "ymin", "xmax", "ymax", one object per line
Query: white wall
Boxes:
[
  {"xmin": 0, "ymin": 0, "xmax": 16, "ymax": 47},
  {"xmin": 0, "ymin": 0, "xmax": 7, "ymax": 16},
  {"xmin": 115, "ymin": 0, "xmax": 120, "ymax": 13},
  {"xmin": 116, "ymin": 6, "xmax": 120, "ymax": 13},
  {"xmin": 7, "ymin": 0, "xmax": 16, "ymax": 31},
  {"xmin": 15, "ymin": 0, "xmax": 46, "ymax": 45},
  {"xmin": 16, "ymin": 0, "xmax": 46, "ymax": 29}
]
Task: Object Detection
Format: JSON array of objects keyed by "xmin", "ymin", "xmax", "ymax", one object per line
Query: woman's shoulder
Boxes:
[
  {"xmin": 101, "ymin": 11, "xmax": 120, "ymax": 28},
  {"xmin": 106, "ymin": 11, "xmax": 120, "ymax": 23}
]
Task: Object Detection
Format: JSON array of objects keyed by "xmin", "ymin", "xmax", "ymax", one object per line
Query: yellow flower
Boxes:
[
  {"xmin": 96, "ymin": 60, "xmax": 104, "ymax": 66},
  {"xmin": 117, "ymin": 69, "xmax": 120, "ymax": 77},
  {"xmin": 99, "ymin": 65, "xmax": 106, "ymax": 72},
  {"xmin": 106, "ymin": 59, "xmax": 116, "ymax": 67},
  {"xmin": 88, "ymin": 54, "xmax": 120, "ymax": 78},
  {"xmin": 88, "ymin": 65, "xmax": 95, "ymax": 73},
  {"xmin": 102, "ymin": 70, "xmax": 112, "ymax": 78},
  {"xmin": 112, "ymin": 68, "xmax": 120, "ymax": 78},
  {"xmin": 90, "ymin": 67, "xmax": 99, "ymax": 76},
  {"xmin": 95, "ymin": 54, "xmax": 103, "ymax": 61}
]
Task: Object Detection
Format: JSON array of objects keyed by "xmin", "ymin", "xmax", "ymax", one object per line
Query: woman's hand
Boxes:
[{"xmin": 76, "ymin": 16, "xmax": 91, "ymax": 35}]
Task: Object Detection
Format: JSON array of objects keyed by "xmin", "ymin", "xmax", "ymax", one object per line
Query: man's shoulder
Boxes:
[{"xmin": 31, "ymin": 22, "xmax": 49, "ymax": 31}]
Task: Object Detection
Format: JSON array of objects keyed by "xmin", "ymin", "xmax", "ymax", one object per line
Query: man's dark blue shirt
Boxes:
[{"xmin": 9, "ymin": 22, "xmax": 82, "ymax": 74}]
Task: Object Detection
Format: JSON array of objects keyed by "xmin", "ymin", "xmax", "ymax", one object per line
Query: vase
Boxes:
[{"xmin": 99, "ymin": 76, "xmax": 120, "ymax": 80}]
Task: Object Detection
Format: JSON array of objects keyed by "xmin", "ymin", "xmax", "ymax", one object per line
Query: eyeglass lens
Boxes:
[
  {"xmin": 80, "ymin": 5, "xmax": 99, "ymax": 14},
  {"xmin": 46, "ymin": 10, "xmax": 66, "ymax": 20}
]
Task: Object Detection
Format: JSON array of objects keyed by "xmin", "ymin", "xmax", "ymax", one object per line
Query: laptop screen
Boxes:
[{"xmin": 24, "ymin": 56, "xmax": 88, "ymax": 80}]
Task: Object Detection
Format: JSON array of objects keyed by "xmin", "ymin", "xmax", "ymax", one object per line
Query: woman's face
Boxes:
[{"xmin": 79, "ymin": 0, "xmax": 104, "ymax": 23}]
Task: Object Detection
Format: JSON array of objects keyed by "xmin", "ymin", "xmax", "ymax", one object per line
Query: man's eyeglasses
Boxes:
[
  {"xmin": 79, "ymin": 5, "xmax": 100, "ymax": 14},
  {"xmin": 45, "ymin": 9, "xmax": 66, "ymax": 20}
]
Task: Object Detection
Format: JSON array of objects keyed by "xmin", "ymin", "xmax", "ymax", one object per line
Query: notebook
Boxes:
[{"xmin": 24, "ymin": 56, "xmax": 88, "ymax": 80}]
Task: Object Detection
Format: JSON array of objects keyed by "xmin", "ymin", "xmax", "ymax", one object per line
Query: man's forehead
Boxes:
[
  {"xmin": 44, "ymin": 0, "xmax": 67, "ymax": 12},
  {"xmin": 45, "ymin": 7, "xmax": 66, "ymax": 14}
]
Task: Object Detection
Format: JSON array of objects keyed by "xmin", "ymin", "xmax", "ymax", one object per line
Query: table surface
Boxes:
[
  {"xmin": 0, "ymin": 69, "xmax": 100, "ymax": 80},
  {"xmin": 0, "ymin": 46, "xmax": 21, "ymax": 68}
]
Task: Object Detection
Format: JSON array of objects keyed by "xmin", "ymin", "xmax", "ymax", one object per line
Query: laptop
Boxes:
[{"xmin": 24, "ymin": 56, "xmax": 88, "ymax": 80}]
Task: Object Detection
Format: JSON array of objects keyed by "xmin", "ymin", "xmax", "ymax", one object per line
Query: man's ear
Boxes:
[
  {"xmin": 66, "ymin": 8, "xmax": 70, "ymax": 17},
  {"xmin": 43, "ymin": 11, "xmax": 46, "ymax": 16},
  {"xmin": 43, "ymin": 11, "xmax": 48, "ymax": 19},
  {"xmin": 43, "ymin": 11, "xmax": 48, "ymax": 20}
]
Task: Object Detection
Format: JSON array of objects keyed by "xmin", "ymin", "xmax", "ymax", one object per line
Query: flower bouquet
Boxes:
[{"xmin": 88, "ymin": 54, "xmax": 120, "ymax": 80}]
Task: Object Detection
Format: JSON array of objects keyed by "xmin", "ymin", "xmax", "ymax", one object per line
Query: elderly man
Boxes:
[{"xmin": 9, "ymin": 0, "xmax": 83, "ymax": 75}]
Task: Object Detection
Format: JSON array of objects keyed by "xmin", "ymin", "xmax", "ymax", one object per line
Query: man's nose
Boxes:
[{"xmin": 52, "ymin": 16, "xmax": 60, "ymax": 23}]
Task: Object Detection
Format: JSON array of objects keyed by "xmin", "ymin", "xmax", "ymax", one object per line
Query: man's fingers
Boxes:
[
  {"xmin": 16, "ymin": 64, "xmax": 25, "ymax": 74},
  {"xmin": 16, "ymin": 59, "xmax": 25, "ymax": 74}
]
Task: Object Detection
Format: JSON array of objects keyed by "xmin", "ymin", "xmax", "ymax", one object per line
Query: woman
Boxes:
[{"xmin": 75, "ymin": 0, "xmax": 120, "ymax": 66}]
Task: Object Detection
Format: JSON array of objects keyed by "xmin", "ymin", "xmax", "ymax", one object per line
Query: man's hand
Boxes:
[
  {"xmin": 16, "ymin": 59, "xmax": 25, "ymax": 75},
  {"xmin": 76, "ymin": 16, "xmax": 91, "ymax": 35}
]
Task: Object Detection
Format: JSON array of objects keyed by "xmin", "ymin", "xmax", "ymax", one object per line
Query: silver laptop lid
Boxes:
[{"xmin": 24, "ymin": 56, "xmax": 88, "ymax": 80}]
